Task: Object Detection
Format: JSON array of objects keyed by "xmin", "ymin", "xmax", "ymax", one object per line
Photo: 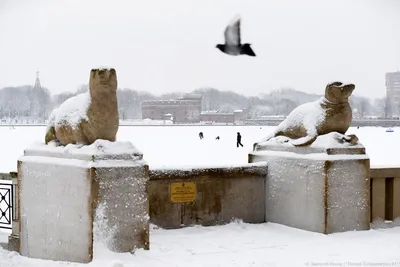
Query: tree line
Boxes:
[{"xmin": 0, "ymin": 84, "xmax": 393, "ymax": 120}]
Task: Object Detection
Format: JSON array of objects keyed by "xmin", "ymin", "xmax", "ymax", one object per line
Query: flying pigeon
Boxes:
[{"xmin": 216, "ymin": 15, "xmax": 256, "ymax": 57}]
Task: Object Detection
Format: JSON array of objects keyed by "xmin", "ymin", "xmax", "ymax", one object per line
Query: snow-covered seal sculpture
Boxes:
[
  {"xmin": 45, "ymin": 68, "xmax": 119, "ymax": 145},
  {"xmin": 254, "ymin": 81, "xmax": 356, "ymax": 148}
]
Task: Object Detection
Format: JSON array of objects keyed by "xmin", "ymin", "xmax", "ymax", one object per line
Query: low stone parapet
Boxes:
[{"xmin": 148, "ymin": 163, "xmax": 268, "ymax": 229}]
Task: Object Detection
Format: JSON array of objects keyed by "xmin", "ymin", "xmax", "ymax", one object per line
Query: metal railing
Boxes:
[{"xmin": 0, "ymin": 181, "xmax": 12, "ymax": 229}]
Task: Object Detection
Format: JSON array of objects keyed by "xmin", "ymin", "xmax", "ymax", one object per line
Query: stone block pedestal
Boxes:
[
  {"xmin": 17, "ymin": 140, "xmax": 149, "ymax": 263},
  {"xmin": 249, "ymin": 134, "xmax": 370, "ymax": 234}
]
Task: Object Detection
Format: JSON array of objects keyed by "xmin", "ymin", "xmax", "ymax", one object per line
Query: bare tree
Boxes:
[
  {"xmin": 379, "ymin": 96, "xmax": 392, "ymax": 118},
  {"xmin": 356, "ymin": 97, "xmax": 371, "ymax": 118},
  {"xmin": 53, "ymin": 92, "xmax": 75, "ymax": 107},
  {"xmin": 75, "ymin": 84, "xmax": 89, "ymax": 94}
]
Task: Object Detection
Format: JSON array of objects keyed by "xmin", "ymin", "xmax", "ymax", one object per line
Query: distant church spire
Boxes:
[{"xmin": 34, "ymin": 69, "xmax": 41, "ymax": 90}]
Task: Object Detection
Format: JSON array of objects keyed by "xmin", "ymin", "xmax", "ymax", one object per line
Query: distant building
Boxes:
[
  {"xmin": 260, "ymin": 115, "xmax": 286, "ymax": 121},
  {"xmin": 386, "ymin": 71, "xmax": 400, "ymax": 117},
  {"xmin": 200, "ymin": 112, "xmax": 235, "ymax": 124},
  {"xmin": 200, "ymin": 108, "xmax": 248, "ymax": 124},
  {"xmin": 141, "ymin": 94, "xmax": 202, "ymax": 123},
  {"xmin": 233, "ymin": 109, "xmax": 248, "ymax": 122},
  {"xmin": 30, "ymin": 69, "xmax": 43, "ymax": 118}
]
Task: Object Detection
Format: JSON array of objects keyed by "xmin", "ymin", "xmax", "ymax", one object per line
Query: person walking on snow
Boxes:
[
  {"xmin": 199, "ymin": 132, "xmax": 204, "ymax": 140},
  {"xmin": 237, "ymin": 132, "xmax": 243, "ymax": 147}
]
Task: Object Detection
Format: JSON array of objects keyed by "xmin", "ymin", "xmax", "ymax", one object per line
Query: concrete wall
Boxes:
[{"xmin": 148, "ymin": 164, "xmax": 267, "ymax": 229}]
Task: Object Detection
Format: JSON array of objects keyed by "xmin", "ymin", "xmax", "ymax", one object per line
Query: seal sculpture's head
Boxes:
[
  {"xmin": 324, "ymin": 81, "xmax": 355, "ymax": 104},
  {"xmin": 90, "ymin": 68, "xmax": 117, "ymax": 93}
]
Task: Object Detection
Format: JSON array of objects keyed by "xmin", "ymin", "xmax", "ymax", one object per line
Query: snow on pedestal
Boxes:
[
  {"xmin": 17, "ymin": 140, "xmax": 149, "ymax": 263},
  {"xmin": 249, "ymin": 132, "xmax": 370, "ymax": 234}
]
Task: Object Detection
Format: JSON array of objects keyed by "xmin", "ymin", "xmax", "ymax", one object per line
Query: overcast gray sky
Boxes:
[{"xmin": 0, "ymin": 0, "xmax": 399, "ymax": 98}]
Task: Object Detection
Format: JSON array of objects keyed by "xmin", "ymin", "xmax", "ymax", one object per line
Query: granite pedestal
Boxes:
[
  {"xmin": 249, "ymin": 133, "xmax": 370, "ymax": 234},
  {"xmin": 17, "ymin": 140, "xmax": 149, "ymax": 263}
]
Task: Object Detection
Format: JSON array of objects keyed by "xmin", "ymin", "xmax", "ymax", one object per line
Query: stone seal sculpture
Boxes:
[
  {"xmin": 45, "ymin": 68, "xmax": 119, "ymax": 145},
  {"xmin": 254, "ymin": 81, "xmax": 357, "ymax": 149}
]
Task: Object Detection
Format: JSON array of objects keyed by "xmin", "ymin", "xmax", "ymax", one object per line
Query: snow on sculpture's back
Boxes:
[{"xmin": 45, "ymin": 68, "xmax": 119, "ymax": 145}]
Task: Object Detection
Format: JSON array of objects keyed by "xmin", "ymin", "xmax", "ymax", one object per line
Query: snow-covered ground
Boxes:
[
  {"xmin": 0, "ymin": 125, "xmax": 399, "ymax": 173},
  {"xmin": 1, "ymin": 222, "xmax": 400, "ymax": 267},
  {"xmin": 1, "ymin": 125, "xmax": 400, "ymax": 267}
]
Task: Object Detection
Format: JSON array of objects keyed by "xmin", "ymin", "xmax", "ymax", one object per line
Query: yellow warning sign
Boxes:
[{"xmin": 170, "ymin": 182, "xmax": 196, "ymax": 203}]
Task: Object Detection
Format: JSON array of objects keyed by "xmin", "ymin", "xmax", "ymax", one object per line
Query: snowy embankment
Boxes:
[
  {"xmin": 0, "ymin": 126, "xmax": 399, "ymax": 173},
  {"xmin": 1, "ymin": 221, "xmax": 400, "ymax": 267},
  {"xmin": 0, "ymin": 126, "xmax": 400, "ymax": 266}
]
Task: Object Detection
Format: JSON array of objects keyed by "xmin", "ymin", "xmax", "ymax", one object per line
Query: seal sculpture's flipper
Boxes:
[
  {"xmin": 253, "ymin": 129, "xmax": 279, "ymax": 150},
  {"xmin": 290, "ymin": 134, "xmax": 318, "ymax": 147},
  {"xmin": 289, "ymin": 127, "xmax": 318, "ymax": 146}
]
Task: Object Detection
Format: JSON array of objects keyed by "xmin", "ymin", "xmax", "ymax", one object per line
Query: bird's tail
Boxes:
[{"xmin": 242, "ymin": 44, "xmax": 256, "ymax": 57}]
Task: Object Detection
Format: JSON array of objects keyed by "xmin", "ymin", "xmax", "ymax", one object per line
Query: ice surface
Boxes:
[
  {"xmin": 121, "ymin": 119, "xmax": 173, "ymax": 125},
  {"xmin": 0, "ymin": 126, "xmax": 398, "ymax": 172},
  {"xmin": 47, "ymin": 92, "xmax": 91, "ymax": 131},
  {"xmin": 1, "ymin": 221, "xmax": 400, "ymax": 267}
]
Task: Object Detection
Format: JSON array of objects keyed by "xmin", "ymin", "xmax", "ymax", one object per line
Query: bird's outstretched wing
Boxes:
[{"xmin": 224, "ymin": 15, "xmax": 241, "ymax": 46}]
